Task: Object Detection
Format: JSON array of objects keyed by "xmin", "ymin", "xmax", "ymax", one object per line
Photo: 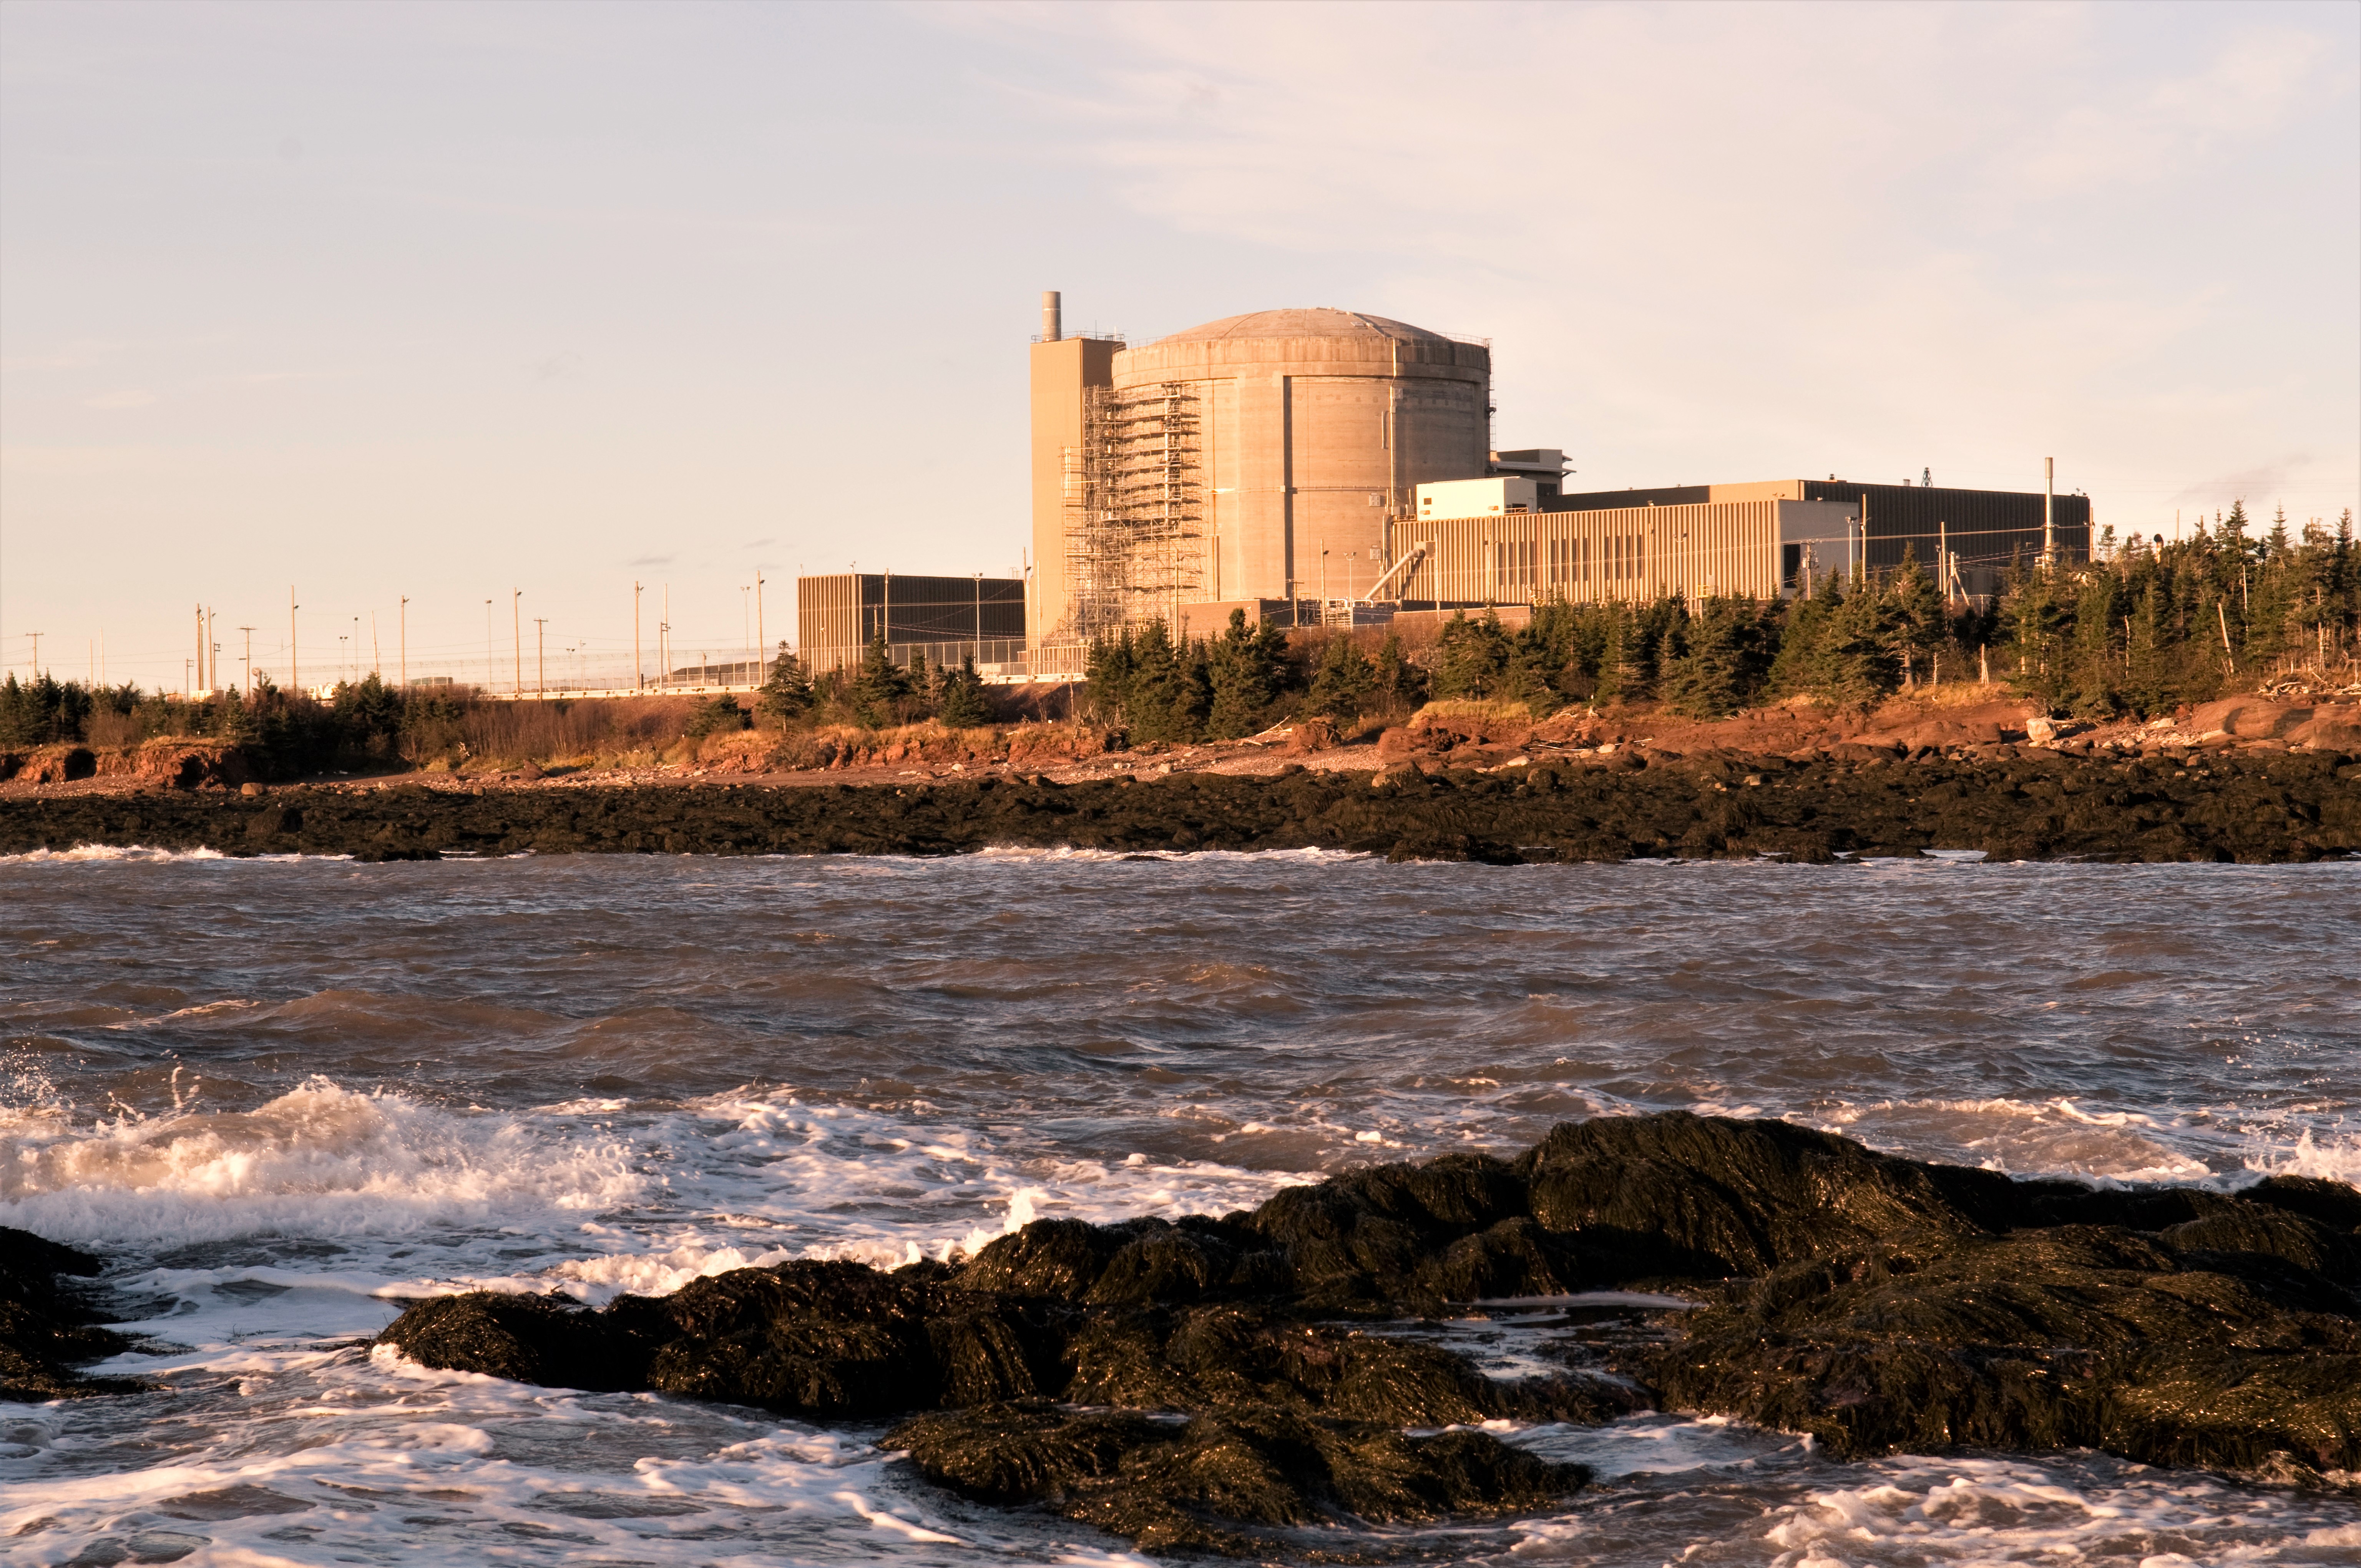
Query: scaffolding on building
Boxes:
[{"xmin": 1062, "ymin": 382, "xmax": 1204, "ymax": 647}]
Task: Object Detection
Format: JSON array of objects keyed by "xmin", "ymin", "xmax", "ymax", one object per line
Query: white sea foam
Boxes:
[
  {"xmin": 1820, "ymin": 1095, "xmax": 2221, "ymax": 1182},
  {"xmin": 0, "ymin": 843, "xmax": 232, "ymax": 864},
  {"xmin": 1503, "ymin": 1445, "xmax": 2361, "ymax": 1563},
  {"xmin": 970, "ymin": 843, "xmax": 1373, "ymax": 865},
  {"xmin": 2247, "ymin": 1125, "xmax": 2361, "ymax": 1185},
  {"xmin": 2, "ymin": 1341, "xmax": 1150, "ymax": 1567},
  {"xmin": 0, "ymin": 1077, "xmax": 646, "ymax": 1247}
]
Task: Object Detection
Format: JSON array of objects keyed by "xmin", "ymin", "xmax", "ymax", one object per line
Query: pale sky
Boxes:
[{"xmin": 3, "ymin": 0, "xmax": 2355, "ymax": 691}]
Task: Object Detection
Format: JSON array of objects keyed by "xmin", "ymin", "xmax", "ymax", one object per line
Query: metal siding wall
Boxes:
[
  {"xmin": 1389, "ymin": 502, "xmax": 1779, "ymax": 609},
  {"xmin": 798, "ymin": 574, "xmax": 1027, "ymax": 675},
  {"xmin": 1798, "ymin": 483, "xmax": 2093, "ymax": 589}
]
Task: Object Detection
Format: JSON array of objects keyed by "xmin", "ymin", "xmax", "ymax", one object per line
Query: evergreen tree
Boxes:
[
  {"xmin": 850, "ymin": 629, "xmax": 911, "ymax": 727},
  {"xmin": 1370, "ymin": 632, "xmax": 1427, "ymax": 712},
  {"xmin": 1886, "ymin": 548, "xmax": 1946, "ymax": 684},
  {"xmin": 1084, "ymin": 629, "xmax": 1137, "ymax": 724},
  {"xmin": 755, "ymin": 642, "xmax": 814, "ymax": 726},
  {"xmin": 1206, "ymin": 610, "xmax": 1279, "ymax": 738},
  {"xmin": 1818, "ymin": 571, "xmax": 1901, "ymax": 707},
  {"xmin": 1305, "ymin": 634, "xmax": 1376, "ymax": 720},
  {"xmin": 2065, "ymin": 568, "xmax": 2125, "ymax": 716},
  {"xmin": 936, "ymin": 655, "xmax": 994, "ymax": 728},
  {"xmin": 1593, "ymin": 602, "xmax": 1647, "ymax": 704},
  {"xmin": 907, "ymin": 648, "xmax": 937, "ymax": 715},
  {"xmin": 1124, "ymin": 621, "xmax": 1190, "ymax": 743},
  {"xmin": 2001, "ymin": 553, "xmax": 2074, "ymax": 711},
  {"xmin": 1431, "ymin": 611, "xmax": 1513, "ymax": 699},
  {"xmin": 1170, "ymin": 639, "xmax": 1213, "ymax": 738},
  {"xmin": 684, "ymin": 695, "xmax": 751, "ymax": 738},
  {"xmin": 1661, "ymin": 597, "xmax": 1748, "ymax": 717},
  {"xmin": 1767, "ymin": 572, "xmax": 1841, "ymax": 700}
]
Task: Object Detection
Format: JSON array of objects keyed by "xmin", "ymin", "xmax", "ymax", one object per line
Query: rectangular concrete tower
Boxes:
[{"xmin": 1028, "ymin": 294, "xmax": 1117, "ymax": 647}]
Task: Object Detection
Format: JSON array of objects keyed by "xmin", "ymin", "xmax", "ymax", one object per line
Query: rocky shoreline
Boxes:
[
  {"xmin": 364, "ymin": 1113, "xmax": 2359, "ymax": 1555},
  {"xmin": 1, "ymin": 742, "xmax": 2355, "ymax": 863},
  {"xmin": 10, "ymin": 1115, "xmax": 2358, "ymax": 1558}
]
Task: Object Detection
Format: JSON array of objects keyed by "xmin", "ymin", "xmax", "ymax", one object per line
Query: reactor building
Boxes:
[{"xmin": 796, "ymin": 290, "xmax": 2094, "ymax": 681}]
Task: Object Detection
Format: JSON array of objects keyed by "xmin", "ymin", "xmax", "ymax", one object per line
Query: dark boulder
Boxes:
[
  {"xmin": 889, "ymin": 1401, "xmax": 1587, "ymax": 1558},
  {"xmin": 0, "ymin": 1226, "xmax": 144, "ymax": 1401},
  {"xmin": 368, "ymin": 1113, "xmax": 2361, "ymax": 1555}
]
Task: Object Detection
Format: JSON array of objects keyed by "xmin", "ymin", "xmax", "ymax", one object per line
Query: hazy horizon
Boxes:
[{"xmin": 3, "ymin": 0, "xmax": 2355, "ymax": 692}]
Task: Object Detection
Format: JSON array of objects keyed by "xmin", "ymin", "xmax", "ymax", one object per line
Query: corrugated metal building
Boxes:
[
  {"xmin": 1550, "ymin": 479, "xmax": 2089, "ymax": 596},
  {"xmin": 797, "ymin": 574, "xmax": 1027, "ymax": 677},
  {"xmin": 1389, "ymin": 497, "xmax": 1860, "ymax": 610}
]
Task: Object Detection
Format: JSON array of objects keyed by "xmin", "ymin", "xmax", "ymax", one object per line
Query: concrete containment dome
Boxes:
[
  {"xmin": 1144, "ymin": 307, "xmax": 1459, "ymax": 347},
  {"xmin": 1107, "ymin": 308, "xmax": 1491, "ymax": 608}
]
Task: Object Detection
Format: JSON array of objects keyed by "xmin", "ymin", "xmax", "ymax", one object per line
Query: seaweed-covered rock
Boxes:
[
  {"xmin": 889, "ymin": 1401, "xmax": 1587, "ymax": 1558},
  {"xmin": 369, "ymin": 1113, "xmax": 2361, "ymax": 1555},
  {"xmin": 1635, "ymin": 1223, "xmax": 2361, "ymax": 1469},
  {"xmin": 0, "ymin": 1226, "xmax": 144, "ymax": 1400}
]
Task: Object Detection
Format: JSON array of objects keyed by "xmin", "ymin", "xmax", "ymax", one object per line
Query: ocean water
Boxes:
[{"xmin": 3, "ymin": 846, "xmax": 2358, "ymax": 1567}]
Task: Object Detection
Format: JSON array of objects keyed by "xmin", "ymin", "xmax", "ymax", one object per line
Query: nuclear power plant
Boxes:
[{"xmin": 799, "ymin": 291, "xmax": 2092, "ymax": 679}]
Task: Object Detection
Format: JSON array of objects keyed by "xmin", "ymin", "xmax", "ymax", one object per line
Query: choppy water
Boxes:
[{"xmin": 3, "ymin": 846, "xmax": 2358, "ymax": 1567}]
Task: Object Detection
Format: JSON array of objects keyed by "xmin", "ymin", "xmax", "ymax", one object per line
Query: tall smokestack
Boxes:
[
  {"xmin": 1041, "ymin": 290, "xmax": 1062, "ymax": 343},
  {"xmin": 2043, "ymin": 455, "xmax": 2055, "ymax": 564}
]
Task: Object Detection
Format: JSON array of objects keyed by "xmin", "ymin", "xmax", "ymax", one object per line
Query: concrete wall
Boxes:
[
  {"xmin": 1108, "ymin": 309, "xmax": 1490, "ymax": 610},
  {"xmin": 1028, "ymin": 336, "xmax": 1119, "ymax": 645}
]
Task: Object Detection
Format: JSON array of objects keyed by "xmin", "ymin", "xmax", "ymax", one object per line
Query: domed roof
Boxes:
[{"xmin": 1147, "ymin": 307, "xmax": 1458, "ymax": 348}]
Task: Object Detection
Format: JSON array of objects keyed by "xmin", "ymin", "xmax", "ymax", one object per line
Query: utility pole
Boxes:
[
  {"xmin": 512, "ymin": 589, "xmax": 523, "ymax": 697},
  {"xmin": 239, "ymin": 627, "xmax": 256, "ymax": 695},
  {"xmin": 195, "ymin": 604, "xmax": 204, "ymax": 694},
  {"xmin": 290, "ymin": 587, "xmax": 299, "ymax": 695},
  {"xmin": 399, "ymin": 597, "xmax": 408, "ymax": 688},
  {"xmin": 633, "ymin": 581, "xmax": 643, "ymax": 691},
  {"xmin": 206, "ymin": 606, "xmax": 217, "ymax": 691},
  {"xmin": 370, "ymin": 611, "xmax": 380, "ymax": 679},
  {"xmin": 755, "ymin": 569, "xmax": 765, "ymax": 678},
  {"xmin": 352, "ymin": 615, "xmax": 360, "ymax": 684},
  {"xmin": 661, "ymin": 584, "xmax": 671, "ymax": 690},
  {"xmin": 25, "ymin": 631, "xmax": 42, "ymax": 677},
  {"xmin": 533, "ymin": 617, "xmax": 547, "ymax": 697},
  {"xmin": 484, "ymin": 598, "xmax": 494, "ymax": 693}
]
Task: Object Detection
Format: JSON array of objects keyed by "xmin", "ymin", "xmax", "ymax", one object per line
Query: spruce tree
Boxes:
[
  {"xmin": 755, "ymin": 642, "xmax": 814, "ymax": 726},
  {"xmin": 851, "ymin": 628, "xmax": 911, "ymax": 727},
  {"xmin": 1818, "ymin": 572, "xmax": 1901, "ymax": 707},
  {"xmin": 1305, "ymin": 634, "xmax": 1376, "ymax": 720},
  {"xmin": 1662, "ymin": 597, "xmax": 1744, "ymax": 717},
  {"xmin": 1206, "ymin": 610, "xmax": 1277, "ymax": 739},
  {"xmin": 1169, "ymin": 640, "xmax": 1212, "ymax": 739},
  {"xmin": 936, "ymin": 655, "xmax": 994, "ymax": 728},
  {"xmin": 1125, "ymin": 621, "xmax": 1187, "ymax": 743},
  {"xmin": 1431, "ymin": 611, "xmax": 1512, "ymax": 699},
  {"xmin": 1084, "ymin": 630, "xmax": 1137, "ymax": 725},
  {"xmin": 1370, "ymin": 632, "xmax": 1427, "ymax": 713},
  {"xmin": 1885, "ymin": 547, "xmax": 1946, "ymax": 684}
]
